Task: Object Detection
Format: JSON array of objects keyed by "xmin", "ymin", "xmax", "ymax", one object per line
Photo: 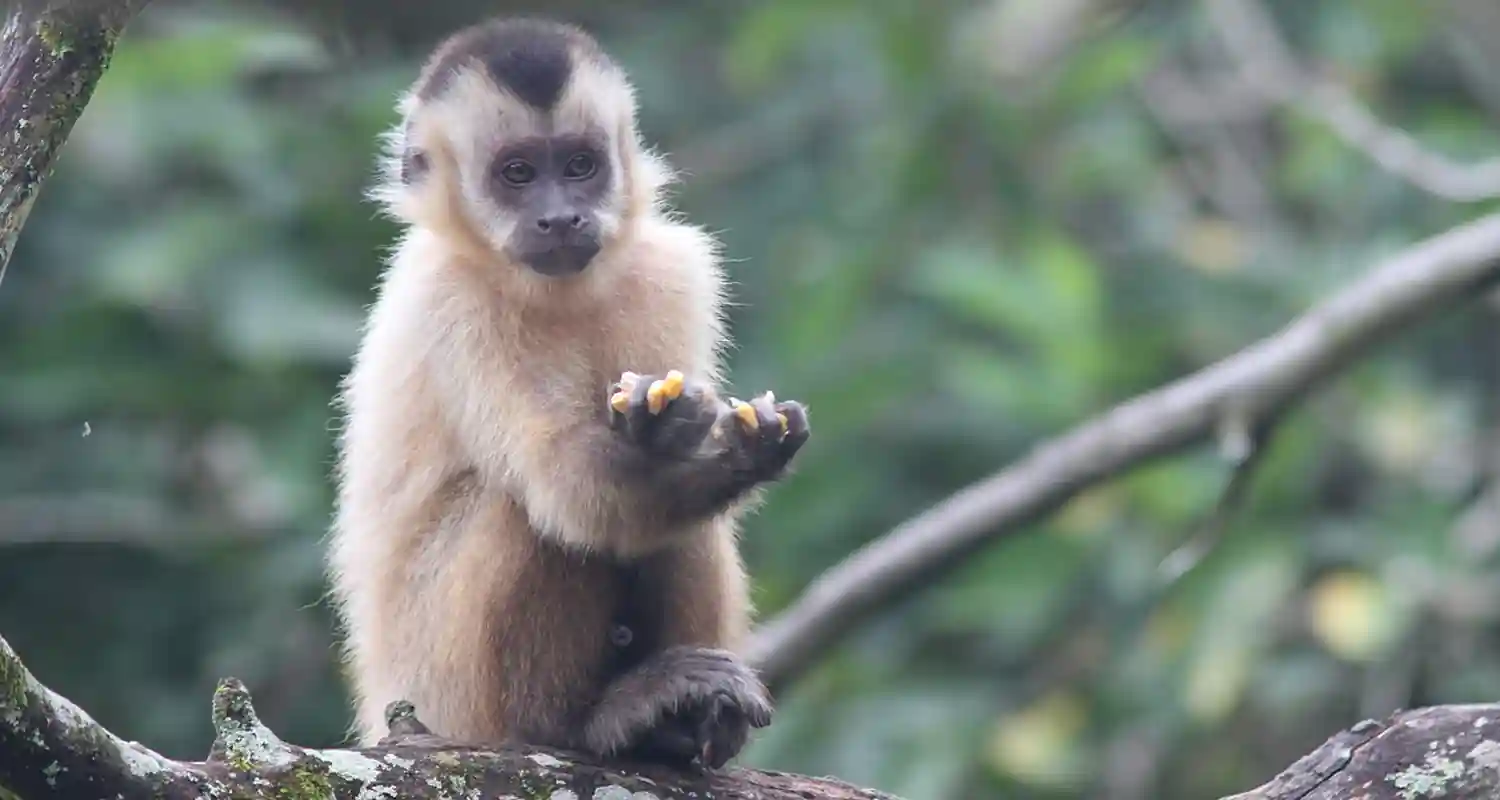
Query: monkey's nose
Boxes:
[{"xmin": 535, "ymin": 214, "xmax": 587, "ymax": 234}]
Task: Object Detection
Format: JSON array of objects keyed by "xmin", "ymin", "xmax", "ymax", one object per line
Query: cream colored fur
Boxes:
[{"xmin": 327, "ymin": 37, "xmax": 751, "ymax": 747}]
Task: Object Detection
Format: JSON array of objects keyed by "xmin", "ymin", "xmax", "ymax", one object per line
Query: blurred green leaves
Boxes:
[{"xmin": 3, "ymin": 1, "xmax": 1500, "ymax": 798}]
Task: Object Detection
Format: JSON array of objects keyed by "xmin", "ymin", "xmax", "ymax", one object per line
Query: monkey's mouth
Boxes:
[{"xmin": 512, "ymin": 240, "xmax": 602, "ymax": 276}]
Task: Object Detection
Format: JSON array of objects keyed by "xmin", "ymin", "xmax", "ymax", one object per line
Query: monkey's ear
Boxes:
[
  {"xmin": 400, "ymin": 146, "xmax": 430, "ymax": 185},
  {"xmin": 398, "ymin": 119, "xmax": 430, "ymax": 185}
]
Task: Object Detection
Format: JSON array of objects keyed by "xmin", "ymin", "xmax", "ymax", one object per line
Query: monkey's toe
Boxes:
[
  {"xmin": 625, "ymin": 689, "xmax": 759, "ymax": 770},
  {"xmin": 698, "ymin": 690, "xmax": 761, "ymax": 769},
  {"xmin": 583, "ymin": 646, "xmax": 773, "ymax": 769}
]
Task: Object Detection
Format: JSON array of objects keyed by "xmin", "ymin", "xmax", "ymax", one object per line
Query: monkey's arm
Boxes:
[{"xmin": 417, "ymin": 299, "xmax": 799, "ymax": 551}]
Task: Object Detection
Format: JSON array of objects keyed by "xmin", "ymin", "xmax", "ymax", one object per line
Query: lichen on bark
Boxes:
[{"xmin": 0, "ymin": 0, "xmax": 150, "ymax": 285}]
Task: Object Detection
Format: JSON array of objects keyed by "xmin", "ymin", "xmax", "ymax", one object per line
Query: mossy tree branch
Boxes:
[
  {"xmin": 1225, "ymin": 706, "xmax": 1500, "ymax": 799},
  {"xmin": 0, "ymin": 0, "xmax": 151, "ymax": 287},
  {"xmin": 8, "ymin": 631, "xmax": 1500, "ymax": 799},
  {"xmin": 0, "ymin": 633, "xmax": 898, "ymax": 800}
]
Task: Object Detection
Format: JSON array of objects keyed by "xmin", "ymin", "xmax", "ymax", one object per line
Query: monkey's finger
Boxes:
[
  {"xmin": 728, "ymin": 397, "xmax": 757, "ymax": 434},
  {"xmin": 646, "ymin": 381, "xmax": 669, "ymax": 414},
  {"xmin": 607, "ymin": 371, "xmax": 645, "ymax": 425},
  {"xmin": 650, "ymin": 383, "xmax": 717, "ymax": 458},
  {"xmin": 637, "ymin": 720, "xmax": 699, "ymax": 764},
  {"xmin": 741, "ymin": 685, "xmax": 773, "ymax": 729},
  {"xmin": 608, "ymin": 387, "xmax": 631, "ymax": 419},
  {"xmin": 624, "ymin": 373, "xmax": 662, "ymax": 440},
  {"xmin": 745, "ymin": 393, "xmax": 783, "ymax": 461},
  {"xmin": 700, "ymin": 693, "xmax": 745, "ymax": 770},
  {"xmin": 661, "ymin": 369, "xmax": 685, "ymax": 400},
  {"xmin": 775, "ymin": 400, "xmax": 810, "ymax": 457},
  {"xmin": 644, "ymin": 369, "xmax": 686, "ymax": 415},
  {"xmin": 749, "ymin": 393, "xmax": 780, "ymax": 432}
]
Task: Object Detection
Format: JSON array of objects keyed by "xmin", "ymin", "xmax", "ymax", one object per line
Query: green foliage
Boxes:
[{"xmin": 4, "ymin": 1, "xmax": 1500, "ymax": 798}]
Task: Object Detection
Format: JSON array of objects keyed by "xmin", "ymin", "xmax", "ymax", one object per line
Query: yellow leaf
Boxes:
[
  {"xmin": 1361, "ymin": 396, "xmax": 1440, "ymax": 475},
  {"xmin": 1307, "ymin": 570, "xmax": 1397, "ymax": 662},
  {"xmin": 1184, "ymin": 644, "xmax": 1251, "ymax": 723},
  {"xmin": 987, "ymin": 691, "xmax": 1089, "ymax": 789},
  {"xmin": 1175, "ymin": 218, "xmax": 1246, "ymax": 274}
]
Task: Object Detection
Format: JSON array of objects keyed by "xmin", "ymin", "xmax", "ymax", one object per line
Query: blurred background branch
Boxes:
[
  {"xmin": 749, "ymin": 211, "xmax": 1500, "ymax": 692},
  {"xmin": 1206, "ymin": 0, "xmax": 1500, "ymax": 203}
]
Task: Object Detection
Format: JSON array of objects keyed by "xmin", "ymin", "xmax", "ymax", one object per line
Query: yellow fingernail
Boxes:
[
  {"xmin": 662, "ymin": 369, "xmax": 685, "ymax": 400},
  {"xmin": 647, "ymin": 381, "xmax": 667, "ymax": 414},
  {"xmin": 776, "ymin": 412, "xmax": 788, "ymax": 433},
  {"xmin": 735, "ymin": 401, "xmax": 758, "ymax": 430},
  {"xmin": 610, "ymin": 391, "xmax": 629, "ymax": 413}
]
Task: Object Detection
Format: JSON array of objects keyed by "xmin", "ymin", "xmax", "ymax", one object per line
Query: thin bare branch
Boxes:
[
  {"xmin": 1155, "ymin": 409, "xmax": 1282, "ymax": 586},
  {"xmin": 1205, "ymin": 0, "xmax": 1500, "ymax": 203},
  {"xmin": 748, "ymin": 210, "xmax": 1500, "ymax": 692}
]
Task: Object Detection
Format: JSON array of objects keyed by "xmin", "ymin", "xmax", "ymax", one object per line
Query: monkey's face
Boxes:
[
  {"xmin": 487, "ymin": 132, "xmax": 613, "ymax": 277},
  {"xmin": 386, "ymin": 19, "xmax": 641, "ymax": 274}
]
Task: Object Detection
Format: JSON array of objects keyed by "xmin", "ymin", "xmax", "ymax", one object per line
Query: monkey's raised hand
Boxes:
[
  {"xmin": 609, "ymin": 370, "xmax": 722, "ymax": 460},
  {"xmin": 608, "ymin": 370, "xmax": 810, "ymax": 482},
  {"xmin": 582, "ymin": 646, "xmax": 773, "ymax": 770},
  {"xmin": 714, "ymin": 389, "xmax": 810, "ymax": 484}
]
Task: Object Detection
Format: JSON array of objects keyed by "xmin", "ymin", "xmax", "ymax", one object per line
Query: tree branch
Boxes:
[
  {"xmin": 0, "ymin": 632, "xmax": 900, "ymax": 800},
  {"xmin": 1224, "ymin": 705, "xmax": 1500, "ymax": 799},
  {"xmin": 1204, "ymin": 0, "xmax": 1500, "ymax": 203},
  {"xmin": 8, "ymin": 630, "xmax": 1500, "ymax": 799},
  {"xmin": 747, "ymin": 210, "xmax": 1500, "ymax": 692},
  {"xmin": 0, "ymin": 0, "xmax": 150, "ymax": 289}
]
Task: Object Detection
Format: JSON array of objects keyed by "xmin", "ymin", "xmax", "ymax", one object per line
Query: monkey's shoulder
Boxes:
[{"xmin": 624, "ymin": 215, "xmax": 722, "ymax": 276}]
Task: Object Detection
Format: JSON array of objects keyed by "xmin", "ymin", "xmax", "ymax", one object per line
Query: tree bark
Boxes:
[
  {"xmin": 9, "ymin": 631, "xmax": 1500, "ymax": 799},
  {"xmin": 0, "ymin": 633, "xmax": 897, "ymax": 800},
  {"xmin": 0, "ymin": 0, "xmax": 151, "ymax": 287},
  {"xmin": 1225, "ymin": 705, "xmax": 1500, "ymax": 799}
]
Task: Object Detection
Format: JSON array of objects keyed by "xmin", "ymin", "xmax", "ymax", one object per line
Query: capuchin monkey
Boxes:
[{"xmin": 326, "ymin": 16, "xmax": 810, "ymax": 770}]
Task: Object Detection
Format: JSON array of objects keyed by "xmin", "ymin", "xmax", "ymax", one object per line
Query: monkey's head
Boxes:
[{"xmin": 373, "ymin": 17, "xmax": 672, "ymax": 277}]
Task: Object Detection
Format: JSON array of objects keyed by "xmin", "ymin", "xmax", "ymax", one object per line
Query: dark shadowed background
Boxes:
[{"xmin": 5, "ymin": 1, "xmax": 1500, "ymax": 798}]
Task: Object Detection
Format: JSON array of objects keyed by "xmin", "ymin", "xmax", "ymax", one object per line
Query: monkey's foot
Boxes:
[
  {"xmin": 608, "ymin": 370, "xmax": 720, "ymax": 460},
  {"xmin": 583, "ymin": 646, "xmax": 773, "ymax": 770},
  {"xmin": 716, "ymin": 391, "xmax": 810, "ymax": 483}
]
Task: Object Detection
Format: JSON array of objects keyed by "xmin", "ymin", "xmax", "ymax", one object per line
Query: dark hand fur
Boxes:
[
  {"xmin": 608, "ymin": 372, "xmax": 811, "ymax": 524},
  {"xmin": 584, "ymin": 646, "xmax": 773, "ymax": 769}
]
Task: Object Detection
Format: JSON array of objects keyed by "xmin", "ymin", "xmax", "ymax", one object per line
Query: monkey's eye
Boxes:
[
  {"xmin": 498, "ymin": 159, "xmax": 536, "ymax": 186},
  {"xmin": 563, "ymin": 153, "xmax": 597, "ymax": 180}
]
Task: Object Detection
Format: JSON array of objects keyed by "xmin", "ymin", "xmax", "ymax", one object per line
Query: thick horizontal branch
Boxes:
[
  {"xmin": 0, "ymin": 633, "xmax": 900, "ymax": 800},
  {"xmin": 748, "ymin": 211, "xmax": 1500, "ymax": 692},
  {"xmin": 1225, "ymin": 705, "xmax": 1500, "ymax": 799},
  {"xmin": 7, "ymin": 631, "xmax": 1500, "ymax": 799}
]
